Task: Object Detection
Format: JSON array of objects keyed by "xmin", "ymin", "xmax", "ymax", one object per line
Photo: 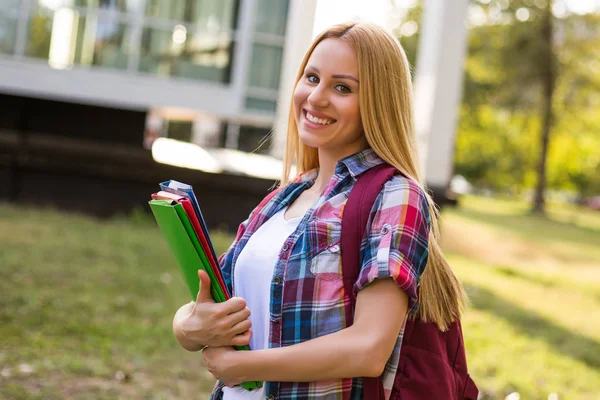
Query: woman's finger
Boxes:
[
  {"xmin": 195, "ymin": 270, "xmax": 214, "ymax": 304},
  {"xmin": 219, "ymin": 297, "xmax": 247, "ymax": 315},
  {"xmin": 230, "ymin": 329, "xmax": 252, "ymax": 347},
  {"xmin": 230, "ymin": 318, "xmax": 252, "ymax": 336},
  {"xmin": 223, "ymin": 307, "xmax": 251, "ymax": 328}
]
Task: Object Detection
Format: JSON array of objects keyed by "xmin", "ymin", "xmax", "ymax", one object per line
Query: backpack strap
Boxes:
[{"xmin": 341, "ymin": 162, "xmax": 398, "ymax": 400}]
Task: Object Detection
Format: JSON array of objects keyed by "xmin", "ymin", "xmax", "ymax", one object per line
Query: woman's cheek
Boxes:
[{"xmin": 295, "ymin": 83, "xmax": 312, "ymax": 104}]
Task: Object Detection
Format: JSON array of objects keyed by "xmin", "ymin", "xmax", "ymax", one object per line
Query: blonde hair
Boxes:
[{"xmin": 281, "ymin": 22, "xmax": 467, "ymax": 331}]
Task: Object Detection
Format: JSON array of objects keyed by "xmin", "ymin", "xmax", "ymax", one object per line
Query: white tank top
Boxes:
[{"xmin": 222, "ymin": 206, "xmax": 301, "ymax": 399}]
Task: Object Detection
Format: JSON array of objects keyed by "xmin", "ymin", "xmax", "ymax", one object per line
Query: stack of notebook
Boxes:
[{"xmin": 149, "ymin": 180, "xmax": 261, "ymax": 391}]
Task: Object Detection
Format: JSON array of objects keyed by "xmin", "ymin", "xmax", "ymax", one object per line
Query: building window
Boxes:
[
  {"xmin": 254, "ymin": 0, "xmax": 289, "ymax": 36},
  {"xmin": 19, "ymin": 0, "xmax": 239, "ymax": 82},
  {"xmin": 244, "ymin": 97, "xmax": 277, "ymax": 113},
  {"xmin": 68, "ymin": 0, "xmax": 142, "ymax": 13},
  {"xmin": 140, "ymin": 0, "xmax": 238, "ymax": 82},
  {"xmin": 245, "ymin": 0, "xmax": 289, "ymax": 114},
  {"xmin": 248, "ymin": 44, "xmax": 283, "ymax": 90},
  {"xmin": 166, "ymin": 120, "xmax": 193, "ymax": 143},
  {"xmin": 139, "ymin": 26, "xmax": 233, "ymax": 83},
  {"xmin": 0, "ymin": 2, "xmax": 18, "ymax": 55},
  {"xmin": 238, "ymin": 124, "xmax": 272, "ymax": 154},
  {"xmin": 145, "ymin": 0, "xmax": 238, "ymax": 30},
  {"xmin": 26, "ymin": 3, "xmax": 131, "ymax": 70}
]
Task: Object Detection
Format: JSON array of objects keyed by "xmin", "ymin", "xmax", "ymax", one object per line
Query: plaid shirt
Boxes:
[{"xmin": 210, "ymin": 148, "xmax": 431, "ymax": 400}]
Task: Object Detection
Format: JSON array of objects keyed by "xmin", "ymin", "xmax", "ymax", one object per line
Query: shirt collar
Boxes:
[
  {"xmin": 289, "ymin": 168, "xmax": 319, "ymax": 185},
  {"xmin": 335, "ymin": 147, "xmax": 386, "ymax": 178},
  {"xmin": 287, "ymin": 147, "xmax": 385, "ymax": 186}
]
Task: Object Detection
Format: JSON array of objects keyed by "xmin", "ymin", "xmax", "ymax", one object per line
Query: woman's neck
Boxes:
[
  {"xmin": 310, "ymin": 145, "xmax": 366, "ymax": 194},
  {"xmin": 311, "ymin": 159, "xmax": 335, "ymax": 194}
]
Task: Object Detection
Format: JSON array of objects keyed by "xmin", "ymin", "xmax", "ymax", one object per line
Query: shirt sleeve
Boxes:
[{"xmin": 353, "ymin": 176, "xmax": 431, "ymax": 309}]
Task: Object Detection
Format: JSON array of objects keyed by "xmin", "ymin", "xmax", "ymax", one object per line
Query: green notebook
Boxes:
[
  {"xmin": 150, "ymin": 199, "xmax": 225, "ymax": 302},
  {"xmin": 149, "ymin": 199, "xmax": 262, "ymax": 391}
]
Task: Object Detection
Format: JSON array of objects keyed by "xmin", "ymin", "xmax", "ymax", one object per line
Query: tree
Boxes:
[
  {"xmin": 442, "ymin": 1, "xmax": 599, "ymax": 203},
  {"xmin": 394, "ymin": 1, "xmax": 600, "ymax": 203},
  {"xmin": 532, "ymin": 0, "xmax": 556, "ymax": 214}
]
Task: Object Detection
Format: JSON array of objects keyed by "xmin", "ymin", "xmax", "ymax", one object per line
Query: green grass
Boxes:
[
  {"xmin": 442, "ymin": 195, "xmax": 600, "ymax": 400},
  {"xmin": 0, "ymin": 205, "xmax": 234, "ymax": 400},
  {"xmin": 1, "ymin": 196, "xmax": 599, "ymax": 399}
]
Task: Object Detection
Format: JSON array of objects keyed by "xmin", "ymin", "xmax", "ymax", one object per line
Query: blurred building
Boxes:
[
  {"xmin": 0, "ymin": 0, "xmax": 316, "ymax": 156},
  {"xmin": 0, "ymin": 0, "xmax": 316, "ymax": 229},
  {"xmin": 0, "ymin": 0, "xmax": 469, "ymax": 222}
]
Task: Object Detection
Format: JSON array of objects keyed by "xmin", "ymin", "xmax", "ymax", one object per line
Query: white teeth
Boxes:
[{"xmin": 306, "ymin": 111, "xmax": 334, "ymax": 125}]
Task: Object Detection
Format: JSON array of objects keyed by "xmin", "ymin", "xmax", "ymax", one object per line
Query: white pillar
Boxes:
[
  {"xmin": 413, "ymin": 0, "xmax": 469, "ymax": 189},
  {"xmin": 229, "ymin": 0, "xmax": 258, "ymax": 115},
  {"xmin": 271, "ymin": 0, "xmax": 318, "ymax": 160}
]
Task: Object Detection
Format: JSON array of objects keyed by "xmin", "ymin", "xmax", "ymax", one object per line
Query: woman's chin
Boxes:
[{"xmin": 298, "ymin": 131, "xmax": 324, "ymax": 149}]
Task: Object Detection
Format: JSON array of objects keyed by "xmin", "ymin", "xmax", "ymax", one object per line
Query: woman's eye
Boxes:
[
  {"xmin": 335, "ymin": 84, "xmax": 351, "ymax": 93},
  {"xmin": 307, "ymin": 74, "xmax": 319, "ymax": 83}
]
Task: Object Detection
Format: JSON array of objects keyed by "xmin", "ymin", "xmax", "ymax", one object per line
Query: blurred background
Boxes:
[{"xmin": 1, "ymin": 0, "xmax": 599, "ymax": 399}]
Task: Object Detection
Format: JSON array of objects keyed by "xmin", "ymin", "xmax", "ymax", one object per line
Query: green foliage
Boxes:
[
  {"xmin": 26, "ymin": 14, "xmax": 52, "ymax": 59},
  {"xmin": 395, "ymin": 3, "xmax": 422, "ymax": 69},
  {"xmin": 401, "ymin": 0, "xmax": 600, "ymax": 198},
  {"xmin": 546, "ymin": 109, "xmax": 600, "ymax": 197},
  {"xmin": 454, "ymin": 105, "xmax": 539, "ymax": 191}
]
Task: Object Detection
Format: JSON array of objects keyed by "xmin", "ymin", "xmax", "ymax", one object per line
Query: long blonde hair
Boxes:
[{"xmin": 281, "ymin": 22, "xmax": 466, "ymax": 331}]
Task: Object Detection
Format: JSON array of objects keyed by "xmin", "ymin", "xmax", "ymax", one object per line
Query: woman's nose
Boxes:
[{"xmin": 307, "ymin": 85, "xmax": 329, "ymax": 108}]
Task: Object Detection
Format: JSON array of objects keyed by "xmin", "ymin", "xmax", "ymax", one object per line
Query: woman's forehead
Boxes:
[{"xmin": 308, "ymin": 38, "xmax": 359, "ymax": 76}]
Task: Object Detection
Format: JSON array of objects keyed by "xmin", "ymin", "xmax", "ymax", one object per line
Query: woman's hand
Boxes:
[
  {"xmin": 172, "ymin": 270, "xmax": 252, "ymax": 351},
  {"xmin": 203, "ymin": 346, "xmax": 246, "ymax": 388}
]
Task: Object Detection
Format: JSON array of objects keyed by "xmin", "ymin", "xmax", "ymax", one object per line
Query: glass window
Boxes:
[
  {"xmin": 166, "ymin": 120, "xmax": 193, "ymax": 142},
  {"xmin": 248, "ymin": 44, "xmax": 283, "ymax": 90},
  {"xmin": 0, "ymin": 0, "xmax": 20, "ymax": 16},
  {"xmin": 26, "ymin": 8, "xmax": 54, "ymax": 60},
  {"xmin": 0, "ymin": 1, "xmax": 19, "ymax": 54},
  {"xmin": 255, "ymin": 0, "xmax": 288, "ymax": 36},
  {"xmin": 238, "ymin": 125, "xmax": 271, "ymax": 154},
  {"xmin": 77, "ymin": 16, "xmax": 129, "ymax": 69},
  {"xmin": 26, "ymin": 7, "xmax": 130, "ymax": 70},
  {"xmin": 0, "ymin": 16, "xmax": 17, "ymax": 54},
  {"xmin": 245, "ymin": 97, "xmax": 277, "ymax": 113},
  {"xmin": 217, "ymin": 122, "xmax": 228, "ymax": 147},
  {"xmin": 139, "ymin": 26, "xmax": 233, "ymax": 83},
  {"xmin": 146, "ymin": 0, "xmax": 238, "ymax": 31},
  {"xmin": 36, "ymin": 0, "xmax": 141, "ymax": 13},
  {"xmin": 72, "ymin": 0, "xmax": 142, "ymax": 12}
]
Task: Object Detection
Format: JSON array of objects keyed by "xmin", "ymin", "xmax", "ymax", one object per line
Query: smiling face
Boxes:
[{"xmin": 293, "ymin": 38, "xmax": 367, "ymax": 159}]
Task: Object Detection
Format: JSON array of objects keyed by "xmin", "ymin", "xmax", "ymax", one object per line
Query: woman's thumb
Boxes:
[{"xmin": 195, "ymin": 269, "xmax": 213, "ymax": 303}]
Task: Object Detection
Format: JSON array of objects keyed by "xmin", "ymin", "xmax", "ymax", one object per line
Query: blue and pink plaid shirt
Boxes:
[{"xmin": 210, "ymin": 148, "xmax": 431, "ymax": 400}]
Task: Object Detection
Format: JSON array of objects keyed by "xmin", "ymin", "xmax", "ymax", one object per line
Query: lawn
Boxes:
[
  {"xmin": 441, "ymin": 196, "xmax": 600, "ymax": 400},
  {"xmin": 0, "ymin": 196, "xmax": 599, "ymax": 399}
]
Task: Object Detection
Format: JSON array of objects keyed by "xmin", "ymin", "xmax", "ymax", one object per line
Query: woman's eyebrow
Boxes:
[
  {"xmin": 307, "ymin": 65, "xmax": 359, "ymax": 83},
  {"xmin": 332, "ymin": 74, "xmax": 359, "ymax": 83}
]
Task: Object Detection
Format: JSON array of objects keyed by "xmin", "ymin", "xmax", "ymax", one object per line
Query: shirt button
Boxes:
[
  {"xmin": 282, "ymin": 243, "xmax": 289, "ymax": 252},
  {"xmin": 273, "ymin": 277, "xmax": 281, "ymax": 285},
  {"xmin": 382, "ymin": 225, "xmax": 390, "ymax": 234}
]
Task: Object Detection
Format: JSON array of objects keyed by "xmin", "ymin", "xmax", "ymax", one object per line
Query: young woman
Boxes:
[{"xmin": 172, "ymin": 22, "xmax": 467, "ymax": 400}]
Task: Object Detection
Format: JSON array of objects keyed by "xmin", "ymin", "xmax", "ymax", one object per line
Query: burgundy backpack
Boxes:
[{"xmin": 341, "ymin": 163, "xmax": 479, "ymax": 400}]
